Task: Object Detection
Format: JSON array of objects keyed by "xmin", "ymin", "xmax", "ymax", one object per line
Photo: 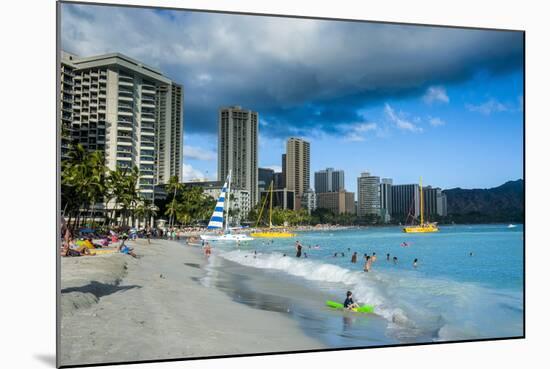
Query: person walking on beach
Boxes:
[
  {"xmin": 295, "ymin": 241, "xmax": 303, "ymax": 258},
  {"xmin": 351, "ymin": 252, "xmax": 358, "ymax": 263},
  {"xmin": 146, "ymin": 227, "xmax": 151, "ymax": 244},
  {"xmin": 343, "ymin": 291, "xmax": 359, "ymax": 310}
]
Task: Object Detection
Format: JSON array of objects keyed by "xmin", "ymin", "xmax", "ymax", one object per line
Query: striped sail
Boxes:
[{"xmin": 206, "ymin": 177, "xmax": 229, "ymax": 229}]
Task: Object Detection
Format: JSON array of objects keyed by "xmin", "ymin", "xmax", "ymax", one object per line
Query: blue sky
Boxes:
[{"xmin": 61, "ymin": 3, "xmax": 524, "ymax": 191}]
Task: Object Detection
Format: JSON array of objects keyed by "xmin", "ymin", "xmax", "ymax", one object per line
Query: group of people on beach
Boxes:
[{"xmin": 60, "ymin": 222, "xmax": 143, "ymax": 259}]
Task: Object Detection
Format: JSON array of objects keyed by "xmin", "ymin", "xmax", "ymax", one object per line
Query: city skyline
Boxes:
[{"xmin": 61, "ymin": 3, "xmax": 524, "ymax": 191}]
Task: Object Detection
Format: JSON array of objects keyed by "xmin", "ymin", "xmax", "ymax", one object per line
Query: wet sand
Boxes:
[{"xmin": 59, "ymin": 239, "xmax": 325, "ymax": 366}]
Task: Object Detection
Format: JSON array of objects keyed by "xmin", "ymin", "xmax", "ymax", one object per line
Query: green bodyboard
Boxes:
[{"xmin": 326, "ymin": 300, "xmax": 374, "ymax": 313}]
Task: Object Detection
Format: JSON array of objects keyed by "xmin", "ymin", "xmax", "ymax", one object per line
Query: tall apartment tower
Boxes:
[
  {"xmin": 218, "ymin": 106, "xmax": 259, "ymax": 205},
  {"xmin": 357, "ymin": 172, "xmax": 381, "ymax": 217},
  {"xmin": 285, "ymin": 138, "xmax": 310, "ymax": 198},
  {"xmin": 391, "ymin": 184, "xmax": 420, "ymax": 218},
  {"xmin": 59, "ymin": 51, "xmax": 183, "ymax": 200},
  {"xmin": 380, "ymin": 178, "xmax": 393, "ymax": 222},
  {"xmin": 423, "ymin": 186, "xmax": 447, "ymax": 218},
  {"xmin": 314, "ymin": 167, "xmax": 345, "ymax": 193}
]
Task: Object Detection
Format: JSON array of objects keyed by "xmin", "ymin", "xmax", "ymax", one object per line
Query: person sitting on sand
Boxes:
[
  {"xmin": 343, "ymin": 291, "xmax": 359, "ymax": 310},
  {"xmin": 118, "ymin": 238, "xmax": 138, "ymax": 258},
  {"xmin": 351, "ymin": 252, "xmax": 358, "ymax": 263}
]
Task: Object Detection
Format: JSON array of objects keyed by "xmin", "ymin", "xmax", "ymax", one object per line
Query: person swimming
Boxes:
[
  {"xmin": 343, "ymin": 291, "xmax": 359, "ymax": 310},
  {"xmin": 393, "ymin": 256, "xmax": 398, "ymax": 264},
  {"xmin": 413, "ymin": 258, "xmax": 418, "ymax": 268}
]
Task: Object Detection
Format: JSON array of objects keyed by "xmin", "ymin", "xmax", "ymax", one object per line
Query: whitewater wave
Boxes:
[{"xmin": 218, "ymin": 249, "xmax": 523, "ymax": 342}]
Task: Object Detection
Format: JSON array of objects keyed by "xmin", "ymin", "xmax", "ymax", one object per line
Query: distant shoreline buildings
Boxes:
[{"xmin": 60, "ymin": 50, "xmax": 448, "ymax": 224}]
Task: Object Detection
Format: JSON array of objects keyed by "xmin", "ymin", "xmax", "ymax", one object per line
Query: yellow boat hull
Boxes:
[
  {"xmin": 250, "ymin": 232, "xmax": 297, "ymax": 238},
  {"xmin": 403, "ymin": 225, "xmax": 439, "ymax": 233}
]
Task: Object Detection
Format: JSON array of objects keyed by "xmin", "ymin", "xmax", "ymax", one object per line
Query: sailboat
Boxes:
[
  {"xmin": 250, "ymin": 181, "xmax": 296, "ymax": 238},
  {"xmin": 200, "ymin": 170, "xmax": 254, "ymax": 242},
  {"xmin": 403, "ymin": 177, "xmax": 439, "ymax": 233}
]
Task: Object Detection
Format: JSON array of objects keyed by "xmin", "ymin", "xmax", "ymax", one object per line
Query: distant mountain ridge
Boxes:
[{"xmin": 442, "ymin": 179, "xmax": 524, "ymax": 223}]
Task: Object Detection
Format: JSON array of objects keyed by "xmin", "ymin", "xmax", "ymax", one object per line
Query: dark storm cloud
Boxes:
[{"xmin": 61, "ymin": 4, "xmax": 524, "ymax": 138}]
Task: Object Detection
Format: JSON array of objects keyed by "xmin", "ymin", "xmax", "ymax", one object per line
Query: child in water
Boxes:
[{"xmin": 343, "ymin": 291, "xmax": 359, "ymax": 310}]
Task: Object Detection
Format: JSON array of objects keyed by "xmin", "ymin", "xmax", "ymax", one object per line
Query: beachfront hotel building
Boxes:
[
  {"xmin": 423, "ymin": 186, "xmax": 448, "ymax": 218},
  {"xmin": 59, "ymin": 51, "xmax": 183, "ymax": 200},
  {"xmin": 218, "ymin": 106, "xmax": 259, "ymax": 207},
  {"xmin": 314, "ymin": 168, "xmax": 345, "ymax": 193},
  {"xmin": 391, "ymin": 184, "xmax": 421, "ymax": 219},
  {"xmin": 380, "ymin": 178, "xmax": 393, "ymax": 223},
  {"xmin": 258, "ymin": 167, "xmax": 275, "ymax": 193},
  {"xmin": 357, "ymin": 172, "xmax": 381, "ymax": 217},
  {"xmin": 259, "ymin": 188, "xmax": 295, "ymax": 211},
  {"xmin": 317, "ymin": 190, "xmax": 355, "ymax": 215},
  {"xmin": 285, "ymin": 138, "xmax": 311, "ymax": 208},
  {"xmin": 300, "ymin": 189, "xmax": 317, "ymax": 214}
]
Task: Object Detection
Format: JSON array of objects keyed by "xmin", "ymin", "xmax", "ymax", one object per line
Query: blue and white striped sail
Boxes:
[{"xmin": 206, "ymin": 175, "xmax": 230, "ymax": 229}]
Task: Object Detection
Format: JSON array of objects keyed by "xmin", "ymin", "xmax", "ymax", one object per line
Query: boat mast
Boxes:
[
  {"xmin": 225, "ymin": 169, "xmax": 232, "ymax": 232},
  {"xmin": 269, "ymin": 180, "xmax": 273, "ymax": 228},
  {"xmin": 419, "ymin": 176, "xmax": 424, "ymax": 225}
]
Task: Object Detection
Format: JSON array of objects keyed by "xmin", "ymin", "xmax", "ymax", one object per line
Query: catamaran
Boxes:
[
  {"xmin": 250, "ymin": 180, "xmax": 296, "ymax": 238},
  {"xmin": 403, "ymin": 177, "xmax": 439, "ymax": 233},
  {"xmin": 200, "ymin": 170, "xmax": 254, "ymax": 242}
]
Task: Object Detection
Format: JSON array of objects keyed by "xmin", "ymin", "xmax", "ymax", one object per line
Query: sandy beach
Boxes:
[{"xmin": 59, "ymin": 239, "xmax": 325, "ymax": 366}]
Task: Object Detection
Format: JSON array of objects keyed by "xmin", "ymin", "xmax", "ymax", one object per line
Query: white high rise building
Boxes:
[
  {"xmin": 218, "ymin": 106, "xmax": 259, "ymax": 206},
  {"xmin": 59, "ymin": 51, "xmax": 183, "ymax": 200},
  {"xmin": 357, "ymin": 172, "xmax": 381, "ymax": 217}
]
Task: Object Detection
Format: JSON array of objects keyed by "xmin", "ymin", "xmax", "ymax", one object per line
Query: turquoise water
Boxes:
[{"xmin": 210, "ymin": 224, "xmax": 524, "ymax": 343}]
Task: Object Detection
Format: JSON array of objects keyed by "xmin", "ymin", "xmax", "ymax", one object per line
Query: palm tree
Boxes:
[{"xmin": 166, "ymin": 176, "xmax": 184, "ymax": 228}]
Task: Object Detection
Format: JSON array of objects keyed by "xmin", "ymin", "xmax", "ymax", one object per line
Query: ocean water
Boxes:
[{"xmin": 200, "ymin": 224, "xmax": 524, "ymax": 345}]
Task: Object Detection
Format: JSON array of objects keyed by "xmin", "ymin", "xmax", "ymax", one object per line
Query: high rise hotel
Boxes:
[
  {"xmin": 59, "ymin": 51, "xmax": 183, "ymax": 200},
  {"xmin": 285, "ymin": 138, "xmax": 311, "ymax": 198},
  {"xmin": 218, "ymin": 106, "xmax": 259, "ymax": 206}
]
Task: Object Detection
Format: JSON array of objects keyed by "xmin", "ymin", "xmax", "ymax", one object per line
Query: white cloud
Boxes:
[
  {"xmin": 263, "ymin": 165, "xmax": 282, "ymax": 172},
  {"xmin": 343, "ymin": 122, "xmax": 378, "ymax": 141},
  {"xmin": 428, "ymin": 116, "xmax": 446, "ymax": 127},
  {"xmin": 183, "ymin": 146, "xmax": 216, "ymax": 161},
  {"xmin": 423, "ymin": 86, "xmax": 449, "ymax": 104},
  {"xmin": 384, "ymin": 104, "xmax": 422, "ymax": 132},
  {"xmin": 466, "ymin": 98, "xmax": 508, "ymax": 115},
  {"xmin": 181, "ymin": 163, "xmax": 207, "ymax": 181}
]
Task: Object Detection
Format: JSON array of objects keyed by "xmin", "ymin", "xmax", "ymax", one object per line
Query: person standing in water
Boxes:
[
  {"xmin": 413, "ymin": 258, "xmax": 418, "ymax": 268},
  {"xmin": 351, "ymin": 252, "xmax": 358, "ymax": 263},
  {"xmin": 295, "ymin": 241, "xmax": 303, "ymax": 258},
  {"xmin": 363, "ymin": 255, "xmax": 371, "ymax": 272},
  {"xmin": 372, "ymin": 252, "xmax": 377, "ymax": 262},
  {"xmin": 393, "ymin": 256, "xmax": 398, "ymax": 264},
  {"xmin": 386, "ymin": 253, "xmax": 390, "ymax": 261}
]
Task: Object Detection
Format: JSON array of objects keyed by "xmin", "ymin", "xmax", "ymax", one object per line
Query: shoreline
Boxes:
[{"xmin": 60, "ymin": 239, "xmax": 325, "ymax": 366}]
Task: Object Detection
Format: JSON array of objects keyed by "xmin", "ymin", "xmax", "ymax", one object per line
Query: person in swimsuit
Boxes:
[
  {"xmin": 413, "ymin": 258, "xmax": 418, "ymax": 268},
  {"xmin": 295, "ymin": 241, "xmax": 303, "ymax": 258},
  {"xmin": 343, "ymin": 291, "xmax": 359, "ymax": 310},
  {"xmin": 364, "ymin": 255, "xmax": 372, "ymax": 272},
  {"xmin": 351, "ymin": 252, "xmax": 358, "ymax": 263}
]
